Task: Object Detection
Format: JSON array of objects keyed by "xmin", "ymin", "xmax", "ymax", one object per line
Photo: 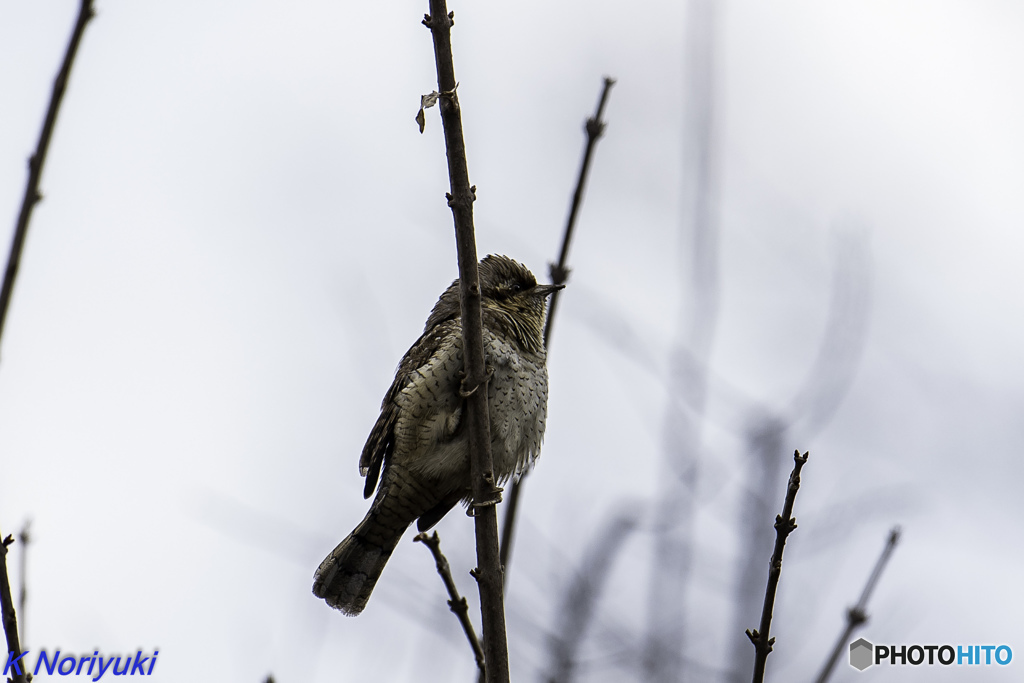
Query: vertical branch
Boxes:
[
  {"xmin": 499, "ymin": 77, "xmax": 615, "ymax": 581},
  {"xmin": 745, "ymin": 450, "xmax": 809, "ymax": 683},
  {"xmin": 1, "ymin": 533, "xmax": 27, "ymax": 683},
  {"xmin": 0, "ymin": 0, "xmax": 95, "ymax": 354},
  {"xmin": 814, "ymin": 526, "xmax": 901, "ymax": 683},
  {"xmin": 421, "ymin": 3, "xmax": 509, "ymax": 682},
  {"xmin": 728, "ymin": 416, "xmax": 787, "ymax": 679}
]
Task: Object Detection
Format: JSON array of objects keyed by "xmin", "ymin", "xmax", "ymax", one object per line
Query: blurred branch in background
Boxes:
[
  {"xmin": 415, "ymin": 532, "xmax": 486, "ymax": 683},
  {"xmin": 815, "ymin": 526, "xmax": 901, "ymax": 683},
  {"xmin": 499, "ymin": 76, "xmax": 615, "ymax": 583},
  {"xmin": 535, "ymin": 14, "xmax": 872, "ymax": 678},
  {"xmin": 643, "ymin": 0, "xmax": 720, "ymax": 679},
  {"xmin": 746, "ymin": 450, "xmax": 809, "ymax": 683},
  {"xmin": 0, "ymin": 0, "xmax": 95, "ymax": 357},
  {"xmin": 543, "ymin": 505, "xmax": 641, "ymax": 683},
  {"xmin": 788, "ymin": 225, "xmax": 873, "ymax": 433},
  {"xmin": 550, "ymin": 211, "xmax": 872, "ymax": 682},
  {"xmin": 562, "ymin": 220, "xmax": 871, "ymax": 441}
]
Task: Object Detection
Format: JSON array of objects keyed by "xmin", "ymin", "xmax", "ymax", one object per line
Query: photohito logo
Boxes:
[{"xmin": 849, "ymin": 638, "xmax": 1012, "ymax": 671}]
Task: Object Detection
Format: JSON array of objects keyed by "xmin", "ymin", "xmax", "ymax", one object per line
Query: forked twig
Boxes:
[
  {"xmin": 745, "ymin": 450, "xmax": 809, "ymax": 683},
  {"xmin": 416, "ymin": 532, "xmax": 486, "ymax": 682}
]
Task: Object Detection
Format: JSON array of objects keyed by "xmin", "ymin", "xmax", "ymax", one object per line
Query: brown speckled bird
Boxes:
[{"xmin": 313, "ymin": 254, "xmax": 561, "ymax": 615}]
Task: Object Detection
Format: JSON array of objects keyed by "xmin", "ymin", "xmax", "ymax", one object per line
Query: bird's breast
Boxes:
[
  {"xmin": 392, "ymin": 326, "xmax": 548, "ymax": 488},
  {"xmin": 484, "ymin": 332, "xmax": 548, "ymax": 481}
]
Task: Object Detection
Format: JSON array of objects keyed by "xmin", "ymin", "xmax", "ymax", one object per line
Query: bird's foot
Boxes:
[{"xmin": 458, "ymin": 365, "xmax": 495, "ymax": 398}]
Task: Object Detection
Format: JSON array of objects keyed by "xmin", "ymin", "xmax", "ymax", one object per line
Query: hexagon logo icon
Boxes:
[{"xmin": 850, "ymin": 638, "xmax": 874, "ymax": 671}]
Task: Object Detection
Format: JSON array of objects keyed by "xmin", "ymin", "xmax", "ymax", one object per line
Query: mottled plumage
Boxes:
[{"xmin": 313, "ymin": 255, "xmax": 560, "ymax": 615}]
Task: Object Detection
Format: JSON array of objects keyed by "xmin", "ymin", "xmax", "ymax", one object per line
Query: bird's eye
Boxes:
[{"xmin": 510, "ymin": 283, "xmax": 522, "ymax": 294}]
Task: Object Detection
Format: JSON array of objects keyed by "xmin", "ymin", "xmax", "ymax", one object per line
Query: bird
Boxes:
[{"xmin": 313, "ymin": 254, "xmax": 562, "ymax": 615}]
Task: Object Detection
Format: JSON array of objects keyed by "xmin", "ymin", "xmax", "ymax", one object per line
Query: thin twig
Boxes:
[
  {"xmin": 544, "ymin": 75, "xmax": 615, "ymax": 349},
  {"xmin": 745, "ymin": 449, "xmax": 809, "ymax": 683},
  {"xmin": 1, "ymin": 532, "xmax": 27, "ymax": 683},
  {"xmin": 1, "ymin": 5, "xmax": 94, "ymax": 678},
  {"xmin": 421, "ymin": 3, "xmax": 509, "ymax": 682},
  {"xmin": 0, "ymin": 0, "xmax": 95, "ymax": 354},
  {"xmin": 498, "ymin": 76, "xmax": 615, "ymax": 583},
  {"xmin": 814, "ymin": 526, "xmax": 901, "ymax": 683},
  {"xmin": 416, "ymin": 532, "xmax": 486, "ymax": 682}
]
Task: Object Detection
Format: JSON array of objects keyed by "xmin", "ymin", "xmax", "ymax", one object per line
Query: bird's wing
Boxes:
[{"xmin": 358, "ymin": 319, "xmax": 463, "ymax": 498}]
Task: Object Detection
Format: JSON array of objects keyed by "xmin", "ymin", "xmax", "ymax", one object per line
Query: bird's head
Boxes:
[{"xmin": 425, "ymin": 255, "xmax": 563, "ymax": 353}]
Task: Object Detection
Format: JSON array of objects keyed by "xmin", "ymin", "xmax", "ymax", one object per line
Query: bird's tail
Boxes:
[{"xmin": 312, "ymin": 504, "xmax": 408, "ymax": 616}]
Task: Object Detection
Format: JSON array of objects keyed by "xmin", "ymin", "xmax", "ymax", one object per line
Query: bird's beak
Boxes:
[{"xmin": 533, "ymin": 283, "xmax": 565, "ymax": 298}]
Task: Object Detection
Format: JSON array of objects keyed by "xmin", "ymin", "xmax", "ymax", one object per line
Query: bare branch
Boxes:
[
  {"xmin": 745, "ymin": 450, "xmax": 809, "ymax": 683},
  {"xmin": 0, "ymin": 4, "xmax": 94, "ymax": 679},
  {"xmin": 421, "ymin": 3, "xmax": 508, "ymax": 680},
  {"xmin": 416, "ymin": 532, "xmax": 486, "ymax": 682},
  {"xmin": 544, "ymin": 75, "xmax": 615, "ymax": 349},
  {"xmin": 0, "ymin": 0, "xmax": 95, "ymax": 355},
  {"xmin": 814, "ymin": 526, "xmax": 901, "ymax": 683},
  {"xmin": 499, "ymin": 76, "xmax": 615, "ymax": 583}
]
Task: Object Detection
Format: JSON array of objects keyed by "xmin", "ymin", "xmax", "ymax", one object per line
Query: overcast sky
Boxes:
[{"xmin": 2, "ymin": 1, "xmax": 1023, "ymax": 681}]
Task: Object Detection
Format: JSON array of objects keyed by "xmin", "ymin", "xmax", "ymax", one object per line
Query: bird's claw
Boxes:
[
  {"xmin": 458, "ymin": 366, "xmax": 495, "ymax": 398},
  {"xmin": 466, "ymin": 485, "xmax": 504, "ymax": 515}
]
